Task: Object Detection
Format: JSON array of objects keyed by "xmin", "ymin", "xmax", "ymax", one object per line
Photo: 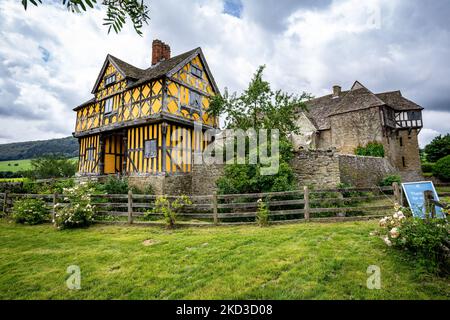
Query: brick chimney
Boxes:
[
  {"xmin": 152, "ymin": 39, "xmax": 171, "ymax": 65},
  {"xmin": 332, "ymin": 85, "xmax": 341, "ymax": 98}
]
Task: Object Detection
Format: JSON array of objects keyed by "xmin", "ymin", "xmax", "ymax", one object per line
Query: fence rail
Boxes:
[
  {"xmin": 2, "ymin": 182, "xmax": 447, "ymax": 226},
  {"xmin": 1, "ymin": 184, "xmax": 405, "ymax": 226}
]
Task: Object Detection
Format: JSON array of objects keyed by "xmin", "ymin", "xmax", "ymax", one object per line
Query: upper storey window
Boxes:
[
  {"xmin": 104, "ymin": 97, "xmax": 114, "ymax": 114},
  {"xmin": 190, "ymin": 90, "xmax": 202, "ymax": 109},
  {"xmin": 191, "ymin": 64, "xmax": 202, "ymax": 79},
  {"xmin": 105, "ymin": 74, "xmax": 116, "ymax": 86}
]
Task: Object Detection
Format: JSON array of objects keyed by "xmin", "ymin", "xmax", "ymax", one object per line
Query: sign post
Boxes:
[{"xmin": 401, "ymin": 181, "xmax": 445, "ymax": 219}]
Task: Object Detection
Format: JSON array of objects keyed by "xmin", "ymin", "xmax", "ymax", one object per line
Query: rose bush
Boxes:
[
  {"xmin": 379, "ymin": 203, "xmax": 449, "ymax": 273},
  {"xmin": 12, "ymin": 198, "xmax": 49, "ymax": 225},
  {"xmin": 54, "ymin": 182, "xmax": 95, "ymax": 229}
]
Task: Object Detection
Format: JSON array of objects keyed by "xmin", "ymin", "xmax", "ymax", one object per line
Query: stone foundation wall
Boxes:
[
  {"xmin": 191, "ymin": 163, "xmax": 225, "ymax": 195},
  {"xmin": 128, "ymin": 174, "xmax": 192, "ymax": 195},
  {"xmin": 290, "ymin": 150, "xmax": 341, "ymax": 189},
  {"xmin": 128, "ymin": 175, "xmax": 165, "ymax": 194},
  {"xmin": 338, "ymin": 154, "xmax": 397, "ymax": 187}
]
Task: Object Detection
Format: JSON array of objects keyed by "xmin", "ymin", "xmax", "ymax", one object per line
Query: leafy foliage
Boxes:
[
  {"xmin": 354, "ymin": 141, "xmax": 385, "ymax": 158},
  {"xmin": 379, "ymin": 175, "xmax": 401, "ymax": 187},
  {"xmin": 256, "ymin": 199, "xmax": 270, "ymax": 226},
  {"xmin": 432, "ymin": 155, "xmax": 450, "ymax": 181},
  {"xmin": 424, "ymin": 134, "xmax": 450, "ymax": 163},
  {"xmin": 421, "ymin": 162, "xmax": 435, "ymax": 174},
  {"xmin": 146, "ymin": 195, "xmax": 192, "ymax": 228},
  {"xmin": 211, "ymin": 66, "xmax": 307, "ymax": 194},
  {"xmin": 54, "ymin": 182, "xmax": 96, "ymax": 229},
  {"xmin": 27, "ymin": 155, "xmax": 78, "ymax": 179},
  {"xmin": 379, "ymin": 204, "xmax": 449, "ymax": 273},
  {"xmin": 208, "ymin": 66, "xmax": 309, "ymax": 137},
  {"xmin": 101, "ymin": 176, "xmax": 130, "ymax": 194},
  {"xmin": 21, "ymin": 0, "xmax": 150, "ymax": 35},
  {"xmin": 12, "ymin": 198, "xmax": 49, "ymax": 225}
]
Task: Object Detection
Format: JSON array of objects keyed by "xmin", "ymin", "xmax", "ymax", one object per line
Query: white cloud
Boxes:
[{"xmin": 0, "ymin": 0, "xmax": 449, "ymax": 145}]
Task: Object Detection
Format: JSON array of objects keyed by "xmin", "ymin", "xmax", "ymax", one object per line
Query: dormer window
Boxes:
[
  {"xmin": 191, "ymin": 65, "xmax": 202, "ymax": 79},
  {"xmin": 104, "ymin": 97, "xmax": 114, "ymax": 114},
  {"xmin": 105, "ymin": 74, "xmax": 116, "ymax": 86}
]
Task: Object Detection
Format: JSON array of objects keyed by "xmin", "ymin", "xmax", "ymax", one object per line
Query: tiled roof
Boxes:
[
  {"xmin": 303, "ymin": 82, "xmax": 423, "ymax": 130},
  {"xmin": 375, "ymin": 91, "xmax": 423, "ymax": 111},
  {"xmin": 77, "ymin": 47, "xmax": 219, "ymax": 110}
]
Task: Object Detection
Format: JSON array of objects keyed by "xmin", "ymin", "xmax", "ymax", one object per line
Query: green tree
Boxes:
[
  {"xmin": 21, "ymin": 0, "xmax": 150, "ymax": 35},
  {"xmin": 209, "ymin": 65, "xmax": 310, "ymax": 137},
  {"xmin": 424, "ymin": 134, "xmax": 450, "ymax": 163},
  {"xmin": 211, "ymin": 66, "xmax": 309, "ymax": 194},
  {"xmin": 433, "ymin": 155, "xmax": 450, "ymax": 182},
  {"xmin": 28, "ymin": 155, "xmax": 78, "ymax": 179}
]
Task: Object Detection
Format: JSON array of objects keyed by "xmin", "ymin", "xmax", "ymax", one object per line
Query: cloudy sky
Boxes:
[{"xmin": 0, "ymin": 0, "xmax": 449, "ymax": 147}]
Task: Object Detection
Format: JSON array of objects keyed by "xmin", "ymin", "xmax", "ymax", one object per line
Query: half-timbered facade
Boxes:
[{"xmin": 73, "ymin": 40, "xmax": 219, "ymax": 177}]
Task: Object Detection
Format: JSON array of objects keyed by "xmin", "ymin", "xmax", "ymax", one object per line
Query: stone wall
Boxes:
[
  {"xmin": 383, "ymin": 129, "xmax": 422, "ymax": 181},
  {"xmin": 128, "ymin": 174, "xmax": 192, "ymax": 195},
  {"xmin": 338, "ymin": 154, "xmax": 397, "ymax": 187},
  {"xmin": 328, "ymin": 107, "xmax": 384, "ymax": 154},
  {"xmin": 191, "ymin": 163, "xmax": 225, "ymax": 195},
  {"xmin": 127, "ymin": 164, "xmax": 223, "ymax": 196},
  {"xmin": 290, "ymin": 150, "xmax": 402, "ymax": 189},
  {"xmin": 290, "ymin": 150, "xmax": 341, "ymax": 189}
]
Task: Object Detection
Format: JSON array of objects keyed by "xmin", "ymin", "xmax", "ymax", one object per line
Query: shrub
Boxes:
[
  {"xmin": 146, "ymin": 195, "xmax": 192, "ymax": 228},
  {"xmin": 102, "ymin": 176, "xmax": 130, "ymax": 194},
  {"xmin": 433, "ymin": 155, "xmax": 450, "ymax": 181},
  {"xmin": 379, "ymin": 174, "xmax": 401, "ymax": 187},
  {"xmin": 12, "ymin": 198, "xmax": 49, "ymax": 225},
  {"xmin": 424, "ymin": 134, "xmax": 450, "ymax": 163},
  {"xmin": 421, "ymin": 162, "xmax": 435, "ymax": 173},
  {"xmin": 355, "ymin": 141, "xmax": 385, "ymax": 158},
  {"xmin": 29, "ymin": 155, "xmax": 77, "ymax": 179},
  {"xmin": 256, "ymin": 199, "xmax": 270, "ymax": 226},
  {"xmin": 54, "ymin": 183, "xmax": 95, "ymax": 229},
  {"xmin": 379, "ymin": 204, "xmax": 449, "ymax": 273}
]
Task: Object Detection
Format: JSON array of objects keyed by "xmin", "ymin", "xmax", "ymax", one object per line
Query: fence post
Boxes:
[
  {"xmin": 392, "ymin": 182, "xmax": 400, "ymax": 204},
  {"xmin": 424, "ymin": 190, "xmax": 436, "ymax": 219},
  {"xmin": 304, "ymin": 186, "xmax": 310, "ymax": 221},
  {"xmin": 128, "ymin": 190, "xmax": 133, "ymax": 224},
  {"xmin": 212, "ymin": 191, "xmax": 219, "ymax": 225},
  {"xmin": 52, "ymin": 193, "xmax": 57, "ymax": 224},
  {"xmin": 3, "ymin": 191, "xmax": 8, "ymax": 215}
]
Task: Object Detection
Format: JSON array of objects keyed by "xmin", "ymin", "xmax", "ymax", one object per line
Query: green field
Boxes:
[
  {"xmin": 0, "ymin": 220, "xmax": 448, "ymax": 300},
  {"xmin": 0, "ymin": 157, "xmax": 78, "ymax": 174},
  {"xmin": 0, "ymin": 159, "xmax": 33, "ymax": 172}
]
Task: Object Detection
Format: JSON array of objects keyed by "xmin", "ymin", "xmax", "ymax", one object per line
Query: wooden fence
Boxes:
[{"xmin": 2, "ymin": 183, "xmax": 448, "ymax": 226}]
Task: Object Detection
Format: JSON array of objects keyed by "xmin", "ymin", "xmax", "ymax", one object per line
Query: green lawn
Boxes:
[
  {"xmin": 0, "ymin": 159, "xmax": 33, "ymax": 172},
  {"xmin": 0, "ymin": 157, "xmax": 78, "ymax": 173},
  {"xmin": 0, "ymin": 220, "xmax": 448, "ymax": 300}
]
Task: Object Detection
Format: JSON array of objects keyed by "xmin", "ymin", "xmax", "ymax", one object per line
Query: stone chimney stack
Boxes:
[
  {"xmin": 332, "ymin": 85, "xmax": 341, "ymax": 98},
  {"xmin": 152, "ymin": 39, "xmax": 171, "ymax": 65}
]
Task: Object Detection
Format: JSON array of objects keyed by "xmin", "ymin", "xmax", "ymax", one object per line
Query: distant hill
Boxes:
[{"xmin": 0, "ymin": 137, "xmax": 78, "ymax": 161}]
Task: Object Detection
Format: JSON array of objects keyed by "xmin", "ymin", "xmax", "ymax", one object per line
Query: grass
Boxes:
[
  {"xmin": 0, "ymin": 159, "xmax": 33, "ymax": 172},
  {"xmin": 0, "ymin": 178, "xmax": 25, "ymax": 182},
  {"xmin": 0, "ymin": 157, "xmax": 78, "ymax": 173},
  {"xmin": 0, "ymin": 220, "xmax": 448, "ymax": 300}
]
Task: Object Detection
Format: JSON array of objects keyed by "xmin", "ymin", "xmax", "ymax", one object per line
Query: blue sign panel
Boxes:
[{"xmin": 402, "ymin": 181, "xmax": 444, "ymax": 218}]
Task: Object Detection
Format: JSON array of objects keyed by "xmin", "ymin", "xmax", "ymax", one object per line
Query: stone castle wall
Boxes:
[
  {"xmin": 118, "ymin": 150, "xmax": 410, "ymax": 195},
  {"xmin": 290, "ymin": 150, "xmax": 341, "ymax": 189},
  {"xmin": 338, "ymin": 154, "xmax": 397, "ymax": 187}
]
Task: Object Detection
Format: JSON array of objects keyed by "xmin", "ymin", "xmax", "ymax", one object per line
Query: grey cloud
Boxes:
[{"xmin": 242, "ymin": 0, "xmax": 332, "ymax": 32}]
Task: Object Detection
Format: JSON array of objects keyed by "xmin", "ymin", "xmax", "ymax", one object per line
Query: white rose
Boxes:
[
  {"xmin": 390, "ymin": 227, "xmax": 400, "ymax": 239},
  {"xmin": 383, "ymin": 236, "xmax": 392, "ymax": 247}
]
